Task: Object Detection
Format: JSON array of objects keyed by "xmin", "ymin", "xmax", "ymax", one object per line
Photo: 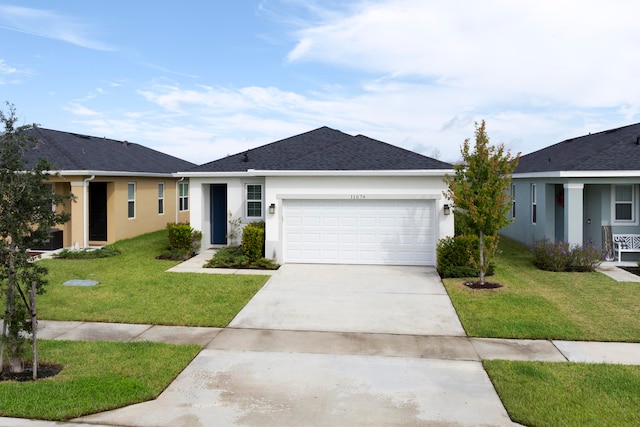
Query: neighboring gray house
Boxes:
[
  {"xmin": 179, "ymin": 126, "xmax": 454, "ymax": 266},
  {"xmin": 501, "ymin": 122, "xmax": 640, "ymax": 260}
]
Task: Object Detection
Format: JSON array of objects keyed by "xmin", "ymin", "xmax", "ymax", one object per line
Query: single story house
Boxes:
[
  {"xmin": 501, "ymin": 122, "xmax": 640, "ymax": 261},
  {"xmin": 23, "ymin": 128, "xmax": 196, "ymax": 248},
  {"xmin": 178, "ymin": 126, "xmax": 454, "ymax": 266}
]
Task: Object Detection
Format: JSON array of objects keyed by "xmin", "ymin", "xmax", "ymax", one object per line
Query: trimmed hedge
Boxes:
[
  {"xmin": 531, "ymin": 239, "xmax": 603, "ymax": 272},
  {"xmin": 437, "ymin": 234, "xmax": 495, "ymax": 278},
  {"xmin": 167, "ymin": 223, "xmax": 194, "ymax": 253},
  {"xmin": 241, "ymin": 221, "xmax": 265, "ymax": 262}
]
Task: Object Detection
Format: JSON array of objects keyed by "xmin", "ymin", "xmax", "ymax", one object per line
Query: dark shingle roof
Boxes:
[
  {"xmin": 515, "ymin": 123, "xmax": 640, "ymax": 173},
  {"xmin": 22, "ymin": 128, "xmax": 195, "ymax": 173},
  {"xmin": 187, "ymin": 126, "xmax": 452, "ymax": 172}
]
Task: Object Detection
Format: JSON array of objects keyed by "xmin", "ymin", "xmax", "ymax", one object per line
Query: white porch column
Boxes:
[{"xmin": 563, "ymin": 183, "xmax": 584, "ymax": 246}]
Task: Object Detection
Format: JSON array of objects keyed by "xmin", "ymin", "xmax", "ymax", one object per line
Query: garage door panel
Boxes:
[{"xmin": 284, "ymin": 199, "xmax": 435, "ymax": 266}]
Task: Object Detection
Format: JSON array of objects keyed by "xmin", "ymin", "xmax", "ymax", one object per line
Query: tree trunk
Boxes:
[
  {"xmin": 0, "ymin": 289, "xmax": 9, "ymax": 372},
  {"xmin": 6, "ymin": 243, "xmax": 23, "ymax": 373},
  {"xmin": 31, "ymin": 281, "xmax": 38, "ymax": 380},
  {"xmin": 479, "ymin": 231, "xmax": 486, "ymax": 285}
]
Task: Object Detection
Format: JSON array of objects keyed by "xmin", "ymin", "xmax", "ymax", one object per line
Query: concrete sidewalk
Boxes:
[{"xmin": 24, "ymin": 319, "xmax": 640, "ymax": 365}]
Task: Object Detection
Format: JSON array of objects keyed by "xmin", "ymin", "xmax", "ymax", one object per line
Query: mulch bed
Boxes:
[
  {"xmin": 0, "ymin": 363, "xmax": 63, "ymax": 382},
  {"xmin": 464, "ymin": 281, "xmax": 503, "ymax": 290},
  {"xmin": 619, "ymin": 266, "xmax": 640, "ymax": 277}
]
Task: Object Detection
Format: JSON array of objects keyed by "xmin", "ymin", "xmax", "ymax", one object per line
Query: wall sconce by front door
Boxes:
[
  {"xmin": 443, "ymin": 204, "xmax": 451, "ymax": 215},
  {"xmin": 268, "ymin": 203, "xmax": 276, "ymax": 215}
]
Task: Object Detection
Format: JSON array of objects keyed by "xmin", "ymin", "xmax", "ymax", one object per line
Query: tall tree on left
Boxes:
[{"xmin": 0, "ymin": 103, "xmax": 72, "ymax": 377}]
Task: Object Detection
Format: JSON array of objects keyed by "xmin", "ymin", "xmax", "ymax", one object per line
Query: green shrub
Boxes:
[
  {"xmin": 166, "ymin": 223, "xmax": 194, "ymax": 253},
  {"xmin": 251, "ymin": 257, "xmax": 280, "ymax": 270},
  {"xmin": 204, "ymin": 245, "xmax": 279, "ymax": 270},
  {"xmin": 437, "ymin": 235, "xmax": 495, "ymax": 278},
  {"xmin": 54, "ymin": 245, "xmax": 121, "ymax": 259},
  {"xmin": 242, "ymin": 221, "xmax": 265, "ymax": 262},
  {"xmin": 531, "ymin": 239, "xmax": 603, "ymax": 272}
]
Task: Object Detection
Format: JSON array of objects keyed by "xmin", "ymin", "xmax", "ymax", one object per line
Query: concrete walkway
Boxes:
[
  {"xmin": 3, "ymin": 259, "xmax": 640, "ymax": 426},
  {"xmin": 23, "ymin": 319, "xmax": 640, "ymax": 365}
]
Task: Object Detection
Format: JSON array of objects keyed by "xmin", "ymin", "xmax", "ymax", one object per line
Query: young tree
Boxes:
[
  {"xmin": 0, "ymin": 103, "xmax": 72, "ymax": 377},
  {"xmin": 444, "ymin": 120, "xmax": 519, "ymax": 285}
]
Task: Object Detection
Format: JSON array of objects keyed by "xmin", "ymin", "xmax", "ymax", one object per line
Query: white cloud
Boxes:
[
  {"xmin": 0, "ymin": 58, "xmax": 30, "ymax": 84},
  {"xmin": 286, "ymin": 0, "xmax": 640, "ymax": 109},
  {"xmin": 0, "ymin": 59, "xmax": 17, "ymax": 75},
  {"xmin": 0, "ymin": 5, "xmax": 115, "ymax": 51},
  {"xmin": 65, "ymin": 103, "xmax": 101, "ymax": 117}
]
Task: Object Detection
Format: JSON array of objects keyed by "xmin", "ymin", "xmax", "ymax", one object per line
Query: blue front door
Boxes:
[{"xmin": 210, "ymin": 184, "xmax": 227, "ymax": 245}]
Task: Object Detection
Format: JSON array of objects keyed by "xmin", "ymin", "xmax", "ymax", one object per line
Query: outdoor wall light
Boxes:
[
  {"xmin": 443, "ymin": 204, "xmax": 451, "ymax": 215},
  {"xmin": 269, "ymin": 203, "xmax": 276, "ymax": 215}
]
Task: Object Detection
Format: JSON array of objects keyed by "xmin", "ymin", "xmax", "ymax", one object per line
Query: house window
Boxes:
[
  {"xmin": 511, "ymin": 184, "xmax": 516, "ymax": 219},
  {"xmin": 128, "ymin": 182, "xmax": 136, "ymax": 219},
  {"xmin": 246, "ymin": 184, "xmax": 263, "ymax": 218},
  {"xmin": 158, "ymin": 182, "xmax": 165, "ymax": 215},
  {"xmin": 612, "ymin": 184, "xmax": 636, "ymax": 223},
  {"xmin": 530, "ymin": 184, "xmax": 537, "ymax": 224},
  {"xmin": 44, "ymin": 183, "xmax": 55, "ymax": 212},
  {"xmin": 179, "ymin": 182, "xmax": 189, "ymax": 211}
]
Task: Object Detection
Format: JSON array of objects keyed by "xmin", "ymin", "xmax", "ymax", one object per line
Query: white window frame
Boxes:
[
  {"xmin": 612, "ymin": 184, "xmax": 638, "ymax": 225},
  {"xmin": 530, "ymin": 183, "xmax": 537, "ymax": 224},
  {"xmin": 44, "ymin": 183, "xmax": 56, "ymax": 212},
  {"xmin": 158, "ymin": 182, "xmax": 165, "ymax": 215},
  {"xmin": 511, "ymin": 184, "xmax": 516, "ymax": 219},
  {"xmin": 179, "ymin": 182, "xmax": 189, "ymax": 211},
  {"xmin": 128, "ymin": 182, "xmax": 136, "ymax": 219},
  {"xmin": 245, "ymin": 183, "xmax": 263, "ymax": 219}
]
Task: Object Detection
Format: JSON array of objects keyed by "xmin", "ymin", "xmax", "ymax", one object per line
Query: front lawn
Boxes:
[
  {"xmin": 443, "ymin": 236, "xmax": 640, "ymax": 426},
  {"xmin": 485, "ymin": 360, "xmax": 640, "ymax": 427},
  {"xmin": 34, "ymin": 230, "xmax": 270, "ymax": 326},
  {"xmin": 0, "ymin": 340, "xmax": 199, "ymax": 421},
  {"xmin": 442, "ymin": 236, "xmax": 640, "ymax": 342}
]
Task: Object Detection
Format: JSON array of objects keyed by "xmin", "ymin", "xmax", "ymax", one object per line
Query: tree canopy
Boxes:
[
  {"xmin": 0, "ymin": 102, "xmax": 73, "ymax": 376},
  {"xmin": 444, "ymin": 120, "xmax": 519, "ymax": 284}
]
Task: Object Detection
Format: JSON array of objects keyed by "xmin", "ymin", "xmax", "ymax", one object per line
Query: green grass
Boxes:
[
  {"xmin": 0, "ymin": 340, "xmax": 199, "ymax": 421},
  {"xmin": 444, "ymin": 236, "xmax": 640, "ymax": 425},
  {"xmin": 35, "ymin": 230, "xmax": 270, "ymax": 326},
  {"xmin": 442, "ymin": 236, "xmax": 640, "ymax": 341},
  {"xmin": 485, "ymin": 360, "xmax": 640, "ymax": 427}
]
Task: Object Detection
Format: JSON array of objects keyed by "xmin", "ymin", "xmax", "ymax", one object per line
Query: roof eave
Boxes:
[
  {"xmin": 176, "ymin": 169, "xmax": 454, "ymax": 178},
  {"xmin": 513, "ymin": 170, "xmax": 640, "ymax": 179},
  {"xmin": 49, "ymin": 170, "xmax": 178, "ymax": 178}
]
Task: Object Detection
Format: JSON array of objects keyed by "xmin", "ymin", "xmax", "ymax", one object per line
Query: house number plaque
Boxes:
[{"xmin": 350, "ymin": 194, "xmax": 366, "ymax": 199}]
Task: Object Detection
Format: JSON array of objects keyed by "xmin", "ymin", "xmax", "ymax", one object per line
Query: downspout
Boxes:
[
  {"xmin": 83, "ymin": 175, "xmax": 95, "ymax": 248},
  {"xmin": 176, "ymin": 177, "xmax": 185, "ymax": 224}
]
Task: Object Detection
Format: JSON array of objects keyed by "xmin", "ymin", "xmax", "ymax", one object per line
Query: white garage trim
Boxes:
[{"xmin": 283, "ymin": 199, "xmax": 436, "ymax": 266}]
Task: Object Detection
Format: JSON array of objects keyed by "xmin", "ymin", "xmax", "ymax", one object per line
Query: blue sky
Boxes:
[{"xmin": 1, "ymin": 0, "xmax": 639, "ymax": 164}]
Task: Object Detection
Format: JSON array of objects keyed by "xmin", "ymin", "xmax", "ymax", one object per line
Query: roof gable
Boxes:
[
  {"xmin": 515, "ymin": 123, "xmax": 640, "ymax": 173},
  {"xmin": 187, "ymin": 126, "xmax": 452, "ymax": 172},
  {"xmin": 22, "ymin": 128, "xmax": 195, "ymax": 174}
]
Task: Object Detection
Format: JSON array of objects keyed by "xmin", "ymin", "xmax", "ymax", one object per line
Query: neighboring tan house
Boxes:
[
  {"xmin": 178, "ymin": 126, "xmax": 454, "ymax": 266},
  {"xmin": 23, "ymin": 128, "xmax": 195, "ymax": 249},
  {"xmin": 501, "ymin": 122, "xmax": 640, "ymax": 261}
]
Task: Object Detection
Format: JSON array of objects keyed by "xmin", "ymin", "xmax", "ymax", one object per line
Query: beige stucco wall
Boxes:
[{"xmin": 49, "ymin": 175, "xmax": 190, "ymax": 247}]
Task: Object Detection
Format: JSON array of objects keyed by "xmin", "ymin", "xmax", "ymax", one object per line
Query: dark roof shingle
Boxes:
[
  {"xmin": 188, "ymin": 126, "xmax": 452, "ymax": 172},
  {"xmin": 515, "ymin": 123, "xmax": 640, "ymax": 173},
  {"xmin": 22, "ymin": 128, "xmax": 195, "ymax": 173}
]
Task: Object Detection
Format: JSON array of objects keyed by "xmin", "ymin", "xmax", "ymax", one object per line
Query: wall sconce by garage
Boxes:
[
  {"xmin": 268, "ymin": 203, "xmax": 276, "ymax": 215},
  {"xmin": 443, "ymin": 204, "xmax": 451, "ymax": 215}
]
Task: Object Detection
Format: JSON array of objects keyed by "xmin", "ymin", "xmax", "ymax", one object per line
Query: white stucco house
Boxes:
[{"xmin": 177, "ymin": 127, "xmax": 455, "ymax": 266}]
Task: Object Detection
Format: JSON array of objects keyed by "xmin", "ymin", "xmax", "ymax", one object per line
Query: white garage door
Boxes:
[{"xmin": 283, "ymin": 199, "xmax": 435, "ymax": 266}]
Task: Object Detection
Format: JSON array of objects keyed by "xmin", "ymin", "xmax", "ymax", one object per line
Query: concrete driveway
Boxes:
[
  {"xmin": 78, "ymin": 264, "xmax": 517, "ymax": 427},
  {"xmin": 229, "ymin": 264, "xmax": 466, "ymax": 335}
]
